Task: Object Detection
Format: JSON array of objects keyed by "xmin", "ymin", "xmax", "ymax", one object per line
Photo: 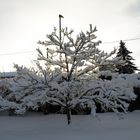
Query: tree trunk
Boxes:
[
  {"xmin": 66, "ymin": 106, "xmax": 71, "ymax": 125},
  {"xmin": 66, "ymin": 95, "xmax": 71, "ymax": 125}
]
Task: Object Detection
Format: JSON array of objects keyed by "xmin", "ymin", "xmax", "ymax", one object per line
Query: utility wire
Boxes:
[
  {"xmin": 0, "ymin": 51, "xmax": 34, "ymax": 56},
  {"xmin": 0, "ymin": 37, "xmax": 140, "ymax": 56},
  {"xmin": 102, "ymin": 37, "xmax": 140, "ymax": 44}
]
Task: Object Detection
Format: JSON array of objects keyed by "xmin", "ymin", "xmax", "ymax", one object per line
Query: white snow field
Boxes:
[{"xmin": 0, "ymin": 111, "xmax": 140, "ymax": 140}]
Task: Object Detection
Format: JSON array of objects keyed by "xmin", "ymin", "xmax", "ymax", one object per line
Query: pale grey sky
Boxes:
[{"xmin": 0, "ymin": 0, "xmax": 140, "ymax": 71}]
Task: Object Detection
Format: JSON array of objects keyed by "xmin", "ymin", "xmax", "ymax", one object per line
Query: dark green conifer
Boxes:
[{"xmin": 116, "ymin": 40, "xmax": 138, "ymax": 74}]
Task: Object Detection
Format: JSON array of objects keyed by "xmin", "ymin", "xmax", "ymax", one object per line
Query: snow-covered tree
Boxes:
[
  {"xmin": 115, "ymin": 40, "xmax": 138, "ymax": 74},
  {"xmin": 37, "ymin": 25, "xmax": 117, "ymax": 80},
  {"xmin": 35, "ymin": 24, "xmax": 122, "ymax": 123}
]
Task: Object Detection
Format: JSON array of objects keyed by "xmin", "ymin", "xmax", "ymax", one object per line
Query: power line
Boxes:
[
  {"xmin": 0, "ymin": 51, "xmax": 34, "ymax": 56},
  {"xmin": 102, "ymin": 37, "xmax": 140, "ymax": 44},
  {"xmin": 0, "ymin": 37, "xmax": 140, "ymax": 56}
]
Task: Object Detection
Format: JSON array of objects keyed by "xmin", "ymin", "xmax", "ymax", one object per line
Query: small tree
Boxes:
[
  {"xmin": 35, "ymin": 24, "xmax": 121, "ymax": 124},
  {"xmin": 116, "ymin": 40, "xmax": 138, "ymax": 74}
]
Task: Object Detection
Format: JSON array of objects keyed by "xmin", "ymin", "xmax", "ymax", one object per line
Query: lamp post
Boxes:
[
  {"xmin": 59, "ymin": 14, "xmax": 64, "ymax": 48},
  {"xmin": 59, "ymin": 14, "xmax": 64, "ymax": 64}
]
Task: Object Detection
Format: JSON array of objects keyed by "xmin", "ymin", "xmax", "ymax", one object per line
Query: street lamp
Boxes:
[
  {"xmin": 59, "ymin": 14, "xmax": 64, "ymax": 47},
  {"xmin": 59, "ymin": 15, "xmax": 64, "ymax": 64}
]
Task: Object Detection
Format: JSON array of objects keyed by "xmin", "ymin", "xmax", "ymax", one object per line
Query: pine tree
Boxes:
[{"xmin": 116, "ymin": 40, "xmax": 138, "ymax": 74}]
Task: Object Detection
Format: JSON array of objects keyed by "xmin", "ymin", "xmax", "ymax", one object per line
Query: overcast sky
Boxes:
[{"xmin": 0, "ymin": 0, "xmax": 140, "ymax": 71}]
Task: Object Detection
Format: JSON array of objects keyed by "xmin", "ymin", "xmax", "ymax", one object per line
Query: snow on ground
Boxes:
[{"xmin": 0, "ymin": 111, "xmax": 140, "ymax": 140}]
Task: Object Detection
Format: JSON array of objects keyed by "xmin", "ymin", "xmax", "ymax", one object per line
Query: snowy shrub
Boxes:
[
  {"xmin": 0, "ymin": 96, "xmax": 26, "ymax": 115},
  {"xmin": 0, "ymin": 68, "xmax": 138, "ymax": 123},
  {"xmin": 0, "ymin": 79, "xmax": 12, "ymax": 98}
]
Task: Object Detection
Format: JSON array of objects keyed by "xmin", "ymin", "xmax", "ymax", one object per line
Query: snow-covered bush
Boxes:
[
  {"xmin": 6, "ymin": 67, "xmax": 137, "ymax": 122},
  {"xmin": 0, "ymin": 78, "xmax": 26, "ymax": 115},
  {"xmin": 0, "ymin": 68, "xmax": 138, "ymax": 123},
  {"xmin": 0, "ymin": 96, "xmax": 26, "ymax": 115}
]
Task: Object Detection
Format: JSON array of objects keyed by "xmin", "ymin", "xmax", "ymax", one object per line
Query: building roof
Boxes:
[{"xmin": 0, "ymin": 72, "xmax": 17, "ymax": 79}]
